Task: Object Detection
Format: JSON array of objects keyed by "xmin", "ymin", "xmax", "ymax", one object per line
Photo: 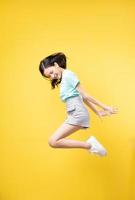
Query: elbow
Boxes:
[
  {"xmin": 82, "ymin": 94, "xmax": 89, "ymax": 101},
  {"xmin": 83, "ymin": 95, "xmax": 92, "ymax": 103}
]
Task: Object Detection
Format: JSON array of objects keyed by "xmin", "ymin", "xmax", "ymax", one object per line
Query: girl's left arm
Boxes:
[
  {"xmin": 76, "ymin": 84, "xmax": 107, "ymax": 109},
  {"xmin": 76, "ymin": 84, "xmax": 118, "ymax": 115}
]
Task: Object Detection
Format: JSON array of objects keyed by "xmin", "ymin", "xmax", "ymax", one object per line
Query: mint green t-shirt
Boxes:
[{"xmin": 60, "ymin": 69, "xmax": 82, "ymax": 102}]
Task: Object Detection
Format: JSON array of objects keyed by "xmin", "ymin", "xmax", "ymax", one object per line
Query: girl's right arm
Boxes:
[
  {"xmin": 83, "ymin": 98, "xmax": 99, "ymax": 115},
  {"xmin": 76, "ymin": 84, "xmax": 118, "ymax": 116}
]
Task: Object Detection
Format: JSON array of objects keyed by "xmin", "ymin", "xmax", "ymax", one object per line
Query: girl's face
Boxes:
[{"xmin": 43, "ymin": 62, "xmax": 63, "ymax": 80}]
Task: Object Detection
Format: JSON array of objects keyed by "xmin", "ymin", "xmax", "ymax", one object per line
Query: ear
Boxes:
[{"xmin": 54, "ymin": 62, "xmax": 59, "ymax": 68}]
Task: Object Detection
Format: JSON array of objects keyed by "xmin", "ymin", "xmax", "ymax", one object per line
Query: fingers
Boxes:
[
  {"xmin": 99, "ymin": 106, "xmax": 119, "ymax": 119},
  {"xmin": 99, "ymin": 110, "xmax": 110, "ymax": 117},
  {"xmin": 112, "ymin": 105, "xmax": 119, "ymax": 111},
  {"xmin": 112, "ymin": 108, "xmax": 119, "ymax": 114},
  {"xmin": 109, "ymin": 105, "xmax": 119, "ymax": 114},
  {"xmin": 104, "ymin": 110, "xmax": 111, "ymax": 117}
]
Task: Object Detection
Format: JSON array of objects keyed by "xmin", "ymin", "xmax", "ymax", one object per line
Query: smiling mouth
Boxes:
[{"xmin": 51, "ymin": 76, "xmax": 58, "ymax": 80}]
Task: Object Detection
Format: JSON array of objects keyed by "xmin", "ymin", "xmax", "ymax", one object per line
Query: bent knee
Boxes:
[{"xmin": 48, "ymin": 138, "xmax": 58, "ymax": 148}]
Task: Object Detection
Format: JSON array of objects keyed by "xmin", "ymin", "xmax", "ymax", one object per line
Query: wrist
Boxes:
[{"xmin": 102, "ymin": 105, "xmax": 109, "ymax": 110}]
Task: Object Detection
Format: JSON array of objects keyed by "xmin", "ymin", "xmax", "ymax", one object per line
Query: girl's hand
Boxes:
[
  {"xmin": 103, "ymin": 105, "xmax": 119, "ymax": 115},
  {"xmin": 97, "ymin": 110, "xmax": 112, "ymax": 117},
  {"xmin": 97, "ymin": 107, "xmax": 118, "ymax": 122}
]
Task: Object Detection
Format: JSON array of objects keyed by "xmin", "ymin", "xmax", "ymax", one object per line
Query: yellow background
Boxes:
[{"xmin": 1, "ymin": 0, "xmax": 135, "ymax": 200}]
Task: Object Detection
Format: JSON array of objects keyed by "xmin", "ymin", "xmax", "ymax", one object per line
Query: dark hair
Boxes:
[{"xmin": 39, "ymin": 52, "xmax": 67, "ymax": 89}]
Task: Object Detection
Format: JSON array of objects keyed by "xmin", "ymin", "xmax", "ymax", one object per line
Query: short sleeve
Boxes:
[{"xmin": 68, "ymin": 71, "xmax": 80, "ymax": 88}]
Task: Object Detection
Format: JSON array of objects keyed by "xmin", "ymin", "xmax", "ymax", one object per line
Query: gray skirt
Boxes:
[{"xmin": 64, "ymin": 95, "xmax": 90, "ymax": 129}]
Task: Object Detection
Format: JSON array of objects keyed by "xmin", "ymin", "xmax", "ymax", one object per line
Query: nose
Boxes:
[{"xmin": 50, "ymin": 74, "xmax": 56, "ymax": 80}]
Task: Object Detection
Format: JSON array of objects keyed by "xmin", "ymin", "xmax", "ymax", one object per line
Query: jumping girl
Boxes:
[{"xmin": 39, "ymin": 52, "xmax": 118, "ymax": 156}]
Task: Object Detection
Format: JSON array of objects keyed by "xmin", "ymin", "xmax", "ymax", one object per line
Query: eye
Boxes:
[{"xmin": 50, "ymin": 71, "xmax": 53, "ymax": 74}]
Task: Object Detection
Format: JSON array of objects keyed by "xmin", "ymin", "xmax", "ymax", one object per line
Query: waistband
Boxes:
[{"xmin": 65, "ymin": 95, "xmax": 83, "ymax": 104}]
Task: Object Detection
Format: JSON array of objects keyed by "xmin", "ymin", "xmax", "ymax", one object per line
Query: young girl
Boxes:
[{"xmin": 39, "ymin": 52, "xmax": 118, "ymax": 156}]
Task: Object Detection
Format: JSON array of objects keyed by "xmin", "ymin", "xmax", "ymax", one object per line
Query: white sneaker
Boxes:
[{"xmin": 86, "ymin": 136, "xmax": 107, "ymax": 156}]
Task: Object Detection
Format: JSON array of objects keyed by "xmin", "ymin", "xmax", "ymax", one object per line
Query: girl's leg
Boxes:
[{"xmin": 48, "ymin": 123, "xmax": 91, "ymax": 149}]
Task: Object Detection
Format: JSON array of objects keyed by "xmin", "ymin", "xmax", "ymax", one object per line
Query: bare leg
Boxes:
[
  {"xmin": 48, "ymin": 123, "xmax": 91, "ymax": 149},
  {"xmin": 53, "ymin": 138, "xmax": 91, "ymax": 149}
]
